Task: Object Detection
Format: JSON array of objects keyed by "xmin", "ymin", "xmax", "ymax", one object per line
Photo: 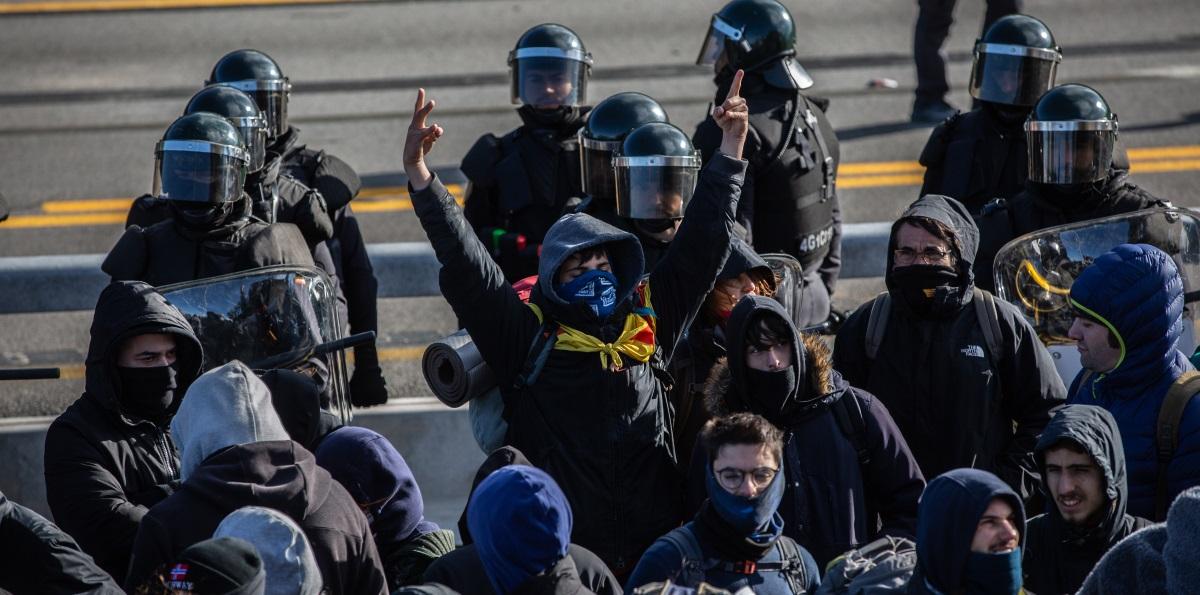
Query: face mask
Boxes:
[
  {"xmin": 964, "ymin": 548, "xmax": 1023, "ymax": 595},
  {"xmin": 744, "ymin": 367, "xmax": 797, "ymax": 421},
  {"xmin": 889, "ymin": 264, "xmax": 961, "ymax": 317},
  {"xmin": 517, "ymin": 105, "xmax": 584, "ymax": 133},
  {"xmin": 557, "ymin": 269, "xmax": 619, "ymax": 319},
  {"xmin": 705, "ymin": 463, "xmax": 785, "ymax": 536},
  {"xmin": 116, "ymin": 365, "xmax": 178, "ymax": 422},
  {"xmin": 172, "ymin": 202, "xmax": 235, "ymax": 231}
]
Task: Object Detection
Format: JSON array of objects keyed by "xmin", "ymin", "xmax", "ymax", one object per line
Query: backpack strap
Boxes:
[
  {"xmin": 831, "ymin": 394, "xmax": 871, "ymax": 468},
  {"xmin": 972, "ymin": 288, "xmax": 1004, "ymax": 363},
  {"xmin": 660, "ymin": 526, "xmax": 709, "ymax": 588},
  {"xmin": 1155, "ymin": 370, "xmax": 1200, "ymax": 519},
  {"xmin": 771, "ymin": 536, "xmax": 810, "ymax": 594},
  {"xmin": 864, "ymin": 292, "xmax": 891, "ymax": 361},
  {"xmin": 515, "ymin": 303, "xmax": 557, "ymax": 390}
]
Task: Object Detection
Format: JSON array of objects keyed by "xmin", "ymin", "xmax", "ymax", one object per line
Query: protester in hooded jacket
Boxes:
[
  {"xmin": 0, "ymin": 490, "xmax": 123, "ymax": 595},
  {"xmin": 467, "ymin": 465, "xmax": 598, "ymax": 595},
  {"xmin": 1023, "ymin": 405, "xmax": 1152, "ymax": 594},
  {"xmin": 1064, "ymin": 243, "xmax": 1200, "ymax": 521},
  {"xmin": 670, "ymin": 237, "xmax": 778, "ymax": 474},
  {"xmin": 425, "ymin": 447, "xmax": 622, "ymax": 595},
  {"xmin": 403, "ymin": 80, "xmax": 749, "ymax": 575},
  {"xmin": 125, "ymin": 361, "xmax": 387, "ymax": 594},
  {"xmin": 834, "ymin": 195, "xmax": 1065, "ymax": 501},
  {"xmin": 314, "ymin": 426, "xmax": 456, "ymax": 590},
  {"xmin": 908, "ymin": 468, "xmax": 1027, "ymax": 595},
  {"xmin": 629, "ymin": 413, "xmax": 821, "ymax": 594},
  {"xmin": 692, "ymin": 296, "xmax": 924, "ymax": 568},
  {"xmin": 214, "ymin": 506, "xmax": 324, "ymax": 595},
  {"xmin": 135, "ymin": 536, "xmax": 267, "ymax": 595},
  {"xmin": 260, "ymin": 368, "xmax": 342, "ymax": 453},
  {"xmin": 1077, "ymin": 486, "xmax": 1200, "ymax": 595},
  {"xmin": 43, "ymin": 281, "xmax": 203, "ymax": 583}
]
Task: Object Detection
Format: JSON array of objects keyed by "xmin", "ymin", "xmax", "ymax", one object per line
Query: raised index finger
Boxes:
[
  {"xmin": 725, "ymin": 69, "xmax": 745, "ymax": 101},
  {"xmin": 413, "ymin": 88, "xmax": 428, "ymax": 128}
]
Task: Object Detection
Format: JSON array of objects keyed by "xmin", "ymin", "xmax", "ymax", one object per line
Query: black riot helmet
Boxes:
[
  {"xmin": 613, "ymin": 122, "xmax": 701, "ymax": 221},
  {"xmin": 154, "ymin": 113, "xmax": 250, "ymax": 233},
  {"xmin": 697, "ymin": 0, "xmax": 813, "ymax": 90},
  {"xmin": 184, "ymin": 85, "xmax": 268, "ymax": 173},
  {"xmin": 508, "ymin": 24, "xmax": 593, "ymax": 108},
  {"xmin": 206, "ymin": 50, "xmax": 291, "ymax": 139},
  {"xmin": 1026, "ymin": 84, "xmax": 1118, "ymax": 185},
  {"xmin": 580, "ymin": 92, "xmax": 670, "ymax": 211},
  {"xmin": 969, "ymin": 15, "xmax": 1062, "ymax": 107}
]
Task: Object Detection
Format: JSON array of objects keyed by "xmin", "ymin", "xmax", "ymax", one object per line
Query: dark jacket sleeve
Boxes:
[
  {"xmin": 124, "ymin": 512, "xmax": 174, "ymax": 591},
  {"xmin": 43, "ymin": 422, "xmax": 146, "ymax": 583},
  {"xmin": 0, "ymin": 495, "xmax": 123, "ymax": 595},
  {"xmin": 279, "ymin": 184, "xmax": 335, "ymax": 248},
  {"xmin": 995, "ymin": 301, "xmax": 1067, "ymax": 498},
  {"xmin": 411, "ymin": 175, "xmax": 541, "ymax": 383},
  {"xmin": 857, "ymin": 389, "xmax": 924, "ymax": 540},
  {"xmin": 625, "ymin": 537, "xmax": 685, "ymax": 590},
  {"xmin": 695, "ymin": 117, "xmax": 757, "ymax": 245},
  {"xmin": 351, "ymin": 528, "xmax": 390, "ymax": 595},
  {"xmin": 832, "ymin": 299, "xmax": 875, "ymax": 388},
  {"xmin": 568, "ymin": 544, "xmax": 623, "ymax": 595},
  {"xmin": 647, "ymin": 153, "xmax": 746, "ymax": 362},
  {"xmin": 101, "ymin": 226, "xmax": 149, "ymax": 281}
]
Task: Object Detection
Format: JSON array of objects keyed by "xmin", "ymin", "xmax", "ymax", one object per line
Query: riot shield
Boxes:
[
  {"xmin": 992, "ymin": 208, "xmax": 1200, "ymax": 383},
  {"xmin": 761, "ymin": 252, "xmax": 831, "ymax": 332},
  {"xmin": 158, "ymin": 265, "xmax": 352, "ymax": 423}
]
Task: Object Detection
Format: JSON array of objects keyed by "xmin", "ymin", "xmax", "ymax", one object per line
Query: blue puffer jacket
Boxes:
[{"xmin": 1066, "ymin": 243, "xmax": 1200, "ymax": 520}]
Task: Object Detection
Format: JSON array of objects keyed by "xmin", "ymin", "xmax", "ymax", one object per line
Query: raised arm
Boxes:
[{"xmin": 404, "ymin": 90, "xmax": 540, "ymax": 382}]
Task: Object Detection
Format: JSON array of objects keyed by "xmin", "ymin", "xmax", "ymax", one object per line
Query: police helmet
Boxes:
[
  {"xmin": 508, "ymin": 24, "xmax": 593, "ymax": 107},
  {"xmin": 1026, "ymin": 84, "xmax": 1117, "ymax": 184},
  {"xmin": 613, "ymin": 122, "xmax": 700, "ymax": 220},
  {"xmin": 580, "ymin": 93, "xmax": 670, "ymax": 210},
  {"xmin": 969, "ymin": 15, "xmax": 1062, "ymax": 107},
  {"xmin": 207, "ymin": 50, "xmax": 291, "ymax": 139},
  {"xmin": 184, "ymin": 85, "xmax": 268, "ymax": 173},
  {"xmin": 153, "ymin": 112, "xmax": 249, "ymax": 207},
  {"xmin": 696, "ymin": 0, "xmax": 812, "ymax": 90}
]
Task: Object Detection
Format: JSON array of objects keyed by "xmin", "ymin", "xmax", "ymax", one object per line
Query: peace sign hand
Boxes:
[
  {"xmin": 404, "ymin": 88, "xmax": 443, "ymax": 191},
  {"xmin": 713, "ymin": 69, "xmax": 748, "ymax": 160}
]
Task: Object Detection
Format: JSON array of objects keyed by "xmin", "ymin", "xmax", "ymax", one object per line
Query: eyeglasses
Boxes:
[
  {"xmin": 894, "ymin": 246, "xmax": 952, "ymax": 265},
  {"xmin": 715, "ymin": 466, "xmax": 779, "ymax": 491}
]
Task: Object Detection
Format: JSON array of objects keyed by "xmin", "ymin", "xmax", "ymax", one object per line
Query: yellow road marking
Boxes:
[
  {"xmin": 838, "ymin": 174, "xmax": 926, "ymax": 189},
  {"xmin": 41, "ymin": 198, "xmax": 135, "ymax": 213},
  {"xmin": 1129, "ymin": 159, "xmax": 1200, "ymax": 174},
  {"xmin": 1, "ymin": 212, "xmax": 126, "ymax": 228},
  {"xmin": 0, "ymin": 0, "xmax": 349, "ymax": 15},
  {"xmin": 839, "ymin": 161, "xmax": 925, "ymax": 175},
  {"xmin": 1126, "ymin": 146, "xmax": 1200, "ymax": 160}
]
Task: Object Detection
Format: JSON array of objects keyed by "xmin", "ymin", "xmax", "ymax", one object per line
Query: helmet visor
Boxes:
[
  {"xmin": 1026, "ymin": 121, "xmax": 1117, "ymax": 184},
  {"xmin": 696, "ymin": 15, "xmax": 742, "ymax": 67},
  {"xmin": 614, "ymin": 155, "xmax": 700, "ymax": 219},
  {"xmin": 580, "ymin": 135, "xmax": 621, "ymax": 210},
  {"xmin": 220, "ymin": 79, "xmax": 291, "ymax": 138},
  {"xmin": 969, "ymin": 44, "xmax": 1061, "ymax": 106},
  {"xmin": 154, "ymin": 141, "xmax": 248, "ymax": 204},
  {"xmin": 232, "ymin": 117, "xmax": 268, "ymax": 172},
  {"xmin": 509, "ymin": 49, "xmax": 591, "ymax": 107}
]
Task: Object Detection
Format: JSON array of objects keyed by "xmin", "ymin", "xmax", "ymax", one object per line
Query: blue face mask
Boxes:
[
  {"xmin": 557, "ymin": 269, "xmax": 619, "ymax": 319},
  {"xmin": 705, "ymin": 463, "xmax": 786, "ymax": 536},
  {"xmin": 964, "ymin": 548, "xmax": 1022, "ymax": 595}
]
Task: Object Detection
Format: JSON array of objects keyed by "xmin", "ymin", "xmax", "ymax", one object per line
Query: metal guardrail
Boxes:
[{"xmin": 0, "ymin": 222, "xmax": 891, "ymax": 315}]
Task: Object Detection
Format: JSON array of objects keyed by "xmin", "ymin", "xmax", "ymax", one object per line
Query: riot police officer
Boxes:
[
  {"xmin": 613, "ymin": 122, "xmax": 701, "ymax": 271},
  {"xmin": 208, "ymin": 49, "xmax": 388, "ymax": 406},
  {"xmin": 975, "ymin": 84, "xmax": 1169, "ymax": 291},
  {"xmin": 102, "ymin": 113, "xmax": 315, "ymax": 286},
  {"xmin": 461, "ymin": 23, "xmax": 593, "ymax": 282},
  {"xmin": 919, "ymin": 14, "xmax": 1062, "ymax": 215},
  {"xmin": 692, "ymin": 0, "xmax": 841, "ymax": 327},
  {"xmin": 126, "ymin": 85, "xmax": 335, "ymax": 251},
  {"xmin": 577, "ymin": 91, "xmax": 675, "ymax": 270}
]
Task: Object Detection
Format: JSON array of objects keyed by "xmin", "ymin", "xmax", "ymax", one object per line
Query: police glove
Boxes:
[{"xmin": 350, "ymin": 359, "xmax": 390, "ymax": 407}]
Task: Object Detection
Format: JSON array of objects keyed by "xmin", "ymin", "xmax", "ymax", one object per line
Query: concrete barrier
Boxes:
[
  {"xmin": 0, "ymin": 398, "xmax": 483, "ymax": 525},
  {"xmin": 0, "ymin": 222, "xmax": 891, "ymax": 315}
]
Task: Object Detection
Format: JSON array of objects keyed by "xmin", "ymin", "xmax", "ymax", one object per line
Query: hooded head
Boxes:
[
  {"xmin": 886, "ymin": 195, "xmax": 979, "ymax": 317},
  {"xmin": 1165, "ymin": 487, "xmax": 1200, "ymax": 591},
  {"xmin": 467, "ymin": 465, "xmax": 572, "ymax": 595},
  {"xmin": 260, "ymin": 369, "xmax": 340, "ymax": 452},
  {"xmin": 85, "ymin": 281, "xmax": 203, "ymax": 423},
  {"xmin": 1068, "ymin": 244, "xmax": 1185, "ymax": 392},
  {"xmin": 1035, "ymin": 405, "xmax": 1129, "ymax": 543},
  {"xmin": 171, "ymin": 361, "xmax": 290, "ymax": 481},
  {"xmin": 535, "ymin": 212, "xmax": 645, "ymax": 324},
  {"xmin": 214, "ymin": 506, "xmax": 323, "ymax": 595},
  {"xmin": 458, "ymin": 446, "xmax": 533, "ymax": 545},
  {"xmin": 314, "ymin": 426, "xmax": 438, "ymax": 548},
  {"xmin": 915, "ymin": 469, "xmax": 1026, "ymax": 593},
  {"xmin": 164, "ymin": 537, "xmax": 266, "ymax": 595}
]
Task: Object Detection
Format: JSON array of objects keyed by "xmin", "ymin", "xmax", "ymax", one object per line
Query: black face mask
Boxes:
[
  {"xmin": 744, "ymin": 367, "xmax": 798, "ymax": 423},
  {"xmin": 116, "ymin": 365, "xmax": 177, "ymax": 422},
  {"xmin": 981, "ymin": 101, "xmax": 1030, "ymax": 127},
  {"xmin": 890, "ymin": 264, "xmax": 962, "ymax": 318},
  {"xmin": 517, "ymin": 105, "xmax": 585, "ymax": 134},
  {"xmin": 172, "ymin": 201, "xmax": 236, "ymax": 231},
  {"xmin": 1030, "ymin": 179, "xmax": 1106, "ymax": 211}
]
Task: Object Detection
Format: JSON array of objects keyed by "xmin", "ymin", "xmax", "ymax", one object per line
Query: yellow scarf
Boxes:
[{"xmin": 531, "ymin": 284, "xmax": 657, "ymax": 370}]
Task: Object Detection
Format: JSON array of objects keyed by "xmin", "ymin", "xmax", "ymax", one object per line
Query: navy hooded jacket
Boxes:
[{"xmin": 1066, "ymin": 243, "xmax": 1200, "ymax": 520}]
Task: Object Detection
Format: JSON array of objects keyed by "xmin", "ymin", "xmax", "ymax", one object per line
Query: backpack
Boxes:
[
  {"xmin": 814, "ymin": 536, "xmax": 916, "ymax": 595},
  {"xmin": 468, "ymin": 316, "xmax": 557, "ymax": 454},
  {"xmin": 863, "ymin": 288, "xmax": 1004, "ymax": 366},
  {"xmin": 660, "ymin": 526, "xmax": 810, "ymax": 594},
  {"xmin": 1155, "ymin": 369, "xmax": 1200, "ymax": 519}
]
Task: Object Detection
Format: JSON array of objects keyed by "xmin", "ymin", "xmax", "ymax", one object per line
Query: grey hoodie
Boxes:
[
  {"xmin": 1078, "ymin": 486, "xmax": 1200, "ymax": 594},
  {"xmin": 171, "ymin": 361, "xmax": 290, "ymax": 481},
  {"xmin": 216, "ymin": 506, "xmax": 324, "ymax": 595}
]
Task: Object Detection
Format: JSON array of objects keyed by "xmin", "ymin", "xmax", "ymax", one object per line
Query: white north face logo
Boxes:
[{"xmin": 961, "ymin": 345, "xmax": 985, "ymax": 358}]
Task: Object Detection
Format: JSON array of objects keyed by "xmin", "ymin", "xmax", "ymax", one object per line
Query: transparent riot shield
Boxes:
[
  {"xmin": 992, "ymin": 208, "xmax": 1200, "ymax": 384},
  {"xmin": 158, "ymin": 265, "xmax": 352, "ymax": 423}
]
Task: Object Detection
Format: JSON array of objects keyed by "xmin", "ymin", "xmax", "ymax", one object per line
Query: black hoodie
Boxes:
[
  {"xmin": 834, "ymin": 195, "xmax": 1065, "ymax": 501},
  {"xmin": 0, "ymin": 490, "xmax": 123, "ymax": 594},
  {"xmin": 44, "ymin": 281, "xmax": 203, "ymax": 583},
  {"xmin": 1023, "ymin": 405, "xmax": 1152, "ymax": 594}
]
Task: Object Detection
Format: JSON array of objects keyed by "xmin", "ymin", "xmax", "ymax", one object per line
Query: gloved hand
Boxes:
[{"xmin": 350, "ymin": 365, "xmax": 390, "ymax": 407}]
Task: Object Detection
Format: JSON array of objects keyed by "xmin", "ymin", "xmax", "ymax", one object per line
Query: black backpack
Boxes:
[{"xmin": 660, "ymin": 525, "xmax": 811, "ymax": 594}]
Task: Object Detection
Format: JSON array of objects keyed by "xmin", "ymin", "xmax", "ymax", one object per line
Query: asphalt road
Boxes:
[{"xmin": 1, "ymin": 0, "xmax": 1199, "ymax": 416}]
